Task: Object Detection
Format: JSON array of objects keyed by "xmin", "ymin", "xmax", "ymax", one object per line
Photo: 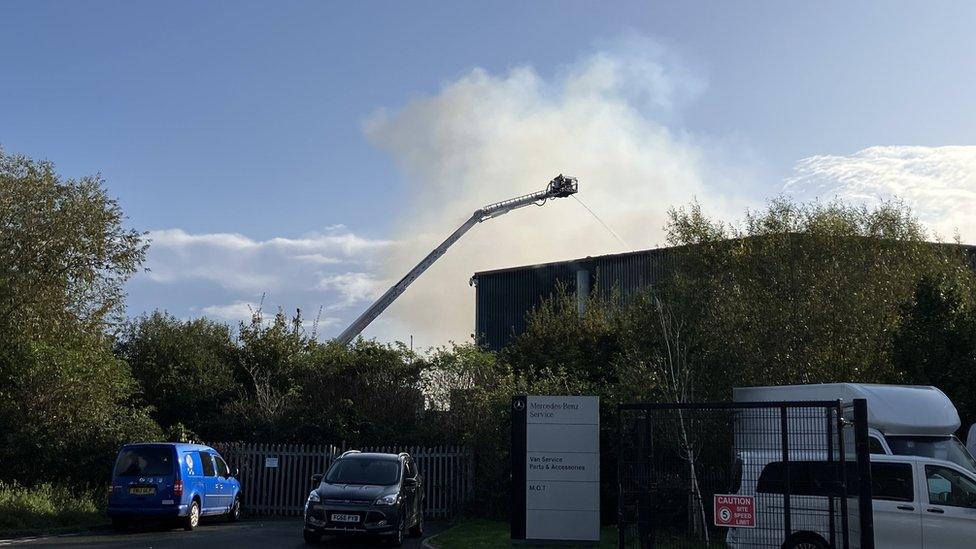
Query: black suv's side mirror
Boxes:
[
  {"xmin": 232, "ymin": 466, "xmax": 240, "ymax": 478},
  {"xmin": 403, "ymin": 477, "xmax": 418, "ymax": 488},
  {"xmin": 312, "ymin": 473, "xmax": 323, "ymax": 486}
]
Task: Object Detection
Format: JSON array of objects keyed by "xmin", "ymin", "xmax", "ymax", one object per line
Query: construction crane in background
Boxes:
[{"xmin": 334, "ymin": 174, "xmax": 579, "ymax": 346}]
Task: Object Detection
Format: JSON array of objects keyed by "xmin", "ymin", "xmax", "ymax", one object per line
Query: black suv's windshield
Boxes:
[
  {"xmin": 325, "ymin": 458, "xmax": 400, "ymax": 486},
  {"xmin": 887, "ymin": 436, "xmax": 976, "ymax": 474},
  {"xmin": 114, "ymin": 447, "xmax": 174, "ymax": 477}
]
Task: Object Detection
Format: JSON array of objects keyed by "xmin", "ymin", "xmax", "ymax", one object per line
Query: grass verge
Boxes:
[
  {"xmin": 0, "ymin": 481, "xmax": 107, "ymax": 538},
  {"xmin": 429, "ymin": 518, "xmax": 618, "ymax": 549}
]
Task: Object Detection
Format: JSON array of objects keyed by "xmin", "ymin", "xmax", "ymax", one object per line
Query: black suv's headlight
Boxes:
[
  {"xmin": 375, "ymin": 493, "xmax": 399, "ymax": 506},
  {"xmin": 305, "ymin": 491, "xmax": 320, "ymax": 514}
]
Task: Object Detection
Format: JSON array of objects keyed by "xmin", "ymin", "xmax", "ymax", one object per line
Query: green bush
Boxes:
[
  {"xmin": 0, "ymin": 333, "xmax": 162, "ymax": 487},
  {"xmin": 0, "ymin": 481, "xmax": 105, "ymax": 534},
  {"xmin": 119, "ymin": 311, "xmax": 238, "ymax": 439}
]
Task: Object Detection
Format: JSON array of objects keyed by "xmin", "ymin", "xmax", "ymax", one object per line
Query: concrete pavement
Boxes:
[{"xmin": 3, "ymin": 518, "xmax": 446, "ymax": 548}]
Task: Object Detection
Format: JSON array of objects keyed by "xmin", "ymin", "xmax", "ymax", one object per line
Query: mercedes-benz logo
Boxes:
[{"xmin": 513, "ymin": 400, "xmax": 525, "ymax": 411}]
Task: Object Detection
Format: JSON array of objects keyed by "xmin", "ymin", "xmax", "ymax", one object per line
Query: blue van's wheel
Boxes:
[
  {"xmin": 183, "ymin": 501, "xmax": 200, "ymax": 531},
  {"xmin": 228, "ymin": 496, "xmax": 242, "ymax": 522},
  {"xmin": 111, "ymin": 518, "xmax": 128, "ymax": 531}
]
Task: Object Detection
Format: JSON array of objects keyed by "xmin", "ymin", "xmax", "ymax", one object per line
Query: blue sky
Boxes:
[{"xmin": 3, "ymin": 1, "xmax": 976, "ymax": 346}]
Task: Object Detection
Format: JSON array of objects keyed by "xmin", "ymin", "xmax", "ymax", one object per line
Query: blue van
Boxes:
[{"xmin": 107, "ymin": 443, "xmax": 242, "ymax": 530}]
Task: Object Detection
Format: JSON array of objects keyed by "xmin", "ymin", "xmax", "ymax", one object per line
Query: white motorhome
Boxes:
[
  {"xmin": 727, "ymin": 384, "xmax": 976, "ymax": 548},
  {"xmin": 734, "ymin": 383, "xmax": 976, "ymax": 473}
]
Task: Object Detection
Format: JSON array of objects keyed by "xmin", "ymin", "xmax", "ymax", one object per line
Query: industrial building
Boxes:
[
  {"xmin": 471, "ymin": 243, "xmax": 976, "ymax": 351},
  {"xmin": 471, "ymin": 247, "xmax": 679, "ymax": 350}
]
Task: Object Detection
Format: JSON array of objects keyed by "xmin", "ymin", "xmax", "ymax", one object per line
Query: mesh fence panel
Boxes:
[{"xmin": 618, "ymin": 402, "xmax": 865, "ymax": 549}]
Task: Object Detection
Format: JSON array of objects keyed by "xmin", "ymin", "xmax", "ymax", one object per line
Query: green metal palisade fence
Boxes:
[{"xmin": 209, "ymin": 442, "xmax": 474, "ymax": 519}]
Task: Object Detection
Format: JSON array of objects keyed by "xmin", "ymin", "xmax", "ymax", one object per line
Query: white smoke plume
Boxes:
[
  {"xmin": 361, "ymin": 36, "xmax": 757, "ymax": 347},
  {"xmin": 786, "ymin": 146, "xmax": 976, "ymax": 242}
]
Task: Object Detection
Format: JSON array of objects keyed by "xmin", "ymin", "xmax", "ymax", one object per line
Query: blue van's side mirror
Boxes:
[{"xmin": 311, "ymin": 473, "xmax": 323, "ymax": 486}]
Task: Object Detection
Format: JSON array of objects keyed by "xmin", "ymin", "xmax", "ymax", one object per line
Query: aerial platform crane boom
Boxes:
[{"xmin": 334, "ymin": 174, "xmax": 579, "ymax": 346}]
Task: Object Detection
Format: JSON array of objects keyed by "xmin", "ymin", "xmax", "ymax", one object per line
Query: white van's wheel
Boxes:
[
  {"xmin": 184, "ymin": 501, "xmax": 200, "ymax": 531},
  {"xmin": 784, "ymin": 533, "xmax": 829, "ymax": 549}
]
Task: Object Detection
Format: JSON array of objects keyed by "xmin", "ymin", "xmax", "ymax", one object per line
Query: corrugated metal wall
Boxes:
[
  {"xmin": 472, "ymin": 243, "xmax": 976, "ymax": 351},
  {"xmin": 472, "ymin": 247, "xmax": 678, "ymax": 350}
]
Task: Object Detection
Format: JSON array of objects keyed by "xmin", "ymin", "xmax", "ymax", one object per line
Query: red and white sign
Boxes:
[{"xmin": 713, "ymin": 494, "xmax": 755, "ymax": 528}]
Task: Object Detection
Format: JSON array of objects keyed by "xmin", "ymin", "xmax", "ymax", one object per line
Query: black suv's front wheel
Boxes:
[
  {"xmin": 409, "ymin": 513, "xmax": 423, "ymax": 538},
  {"xmin": 303, "ymin": 529, "xmax": 321, "ymax": 544},
  {"xmin": 388, "ymin": 515, "xmax": 405, "ymax": 547}
]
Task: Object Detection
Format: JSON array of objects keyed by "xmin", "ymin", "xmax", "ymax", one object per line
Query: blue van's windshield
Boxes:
[{"xmin": 114, "ymin": 447, "xmax": 174, "ymax": 477}]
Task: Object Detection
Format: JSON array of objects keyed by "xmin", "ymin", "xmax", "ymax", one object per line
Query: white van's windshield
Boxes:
[{"xmin": 887, "ymin": 436, "xmax": 976, "ymax": 474}]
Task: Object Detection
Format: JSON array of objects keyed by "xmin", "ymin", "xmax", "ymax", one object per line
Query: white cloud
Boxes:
[
  {"xmin": 199, "ymin": 301, "xmax": 260, "ymax": 322},
  {"xmin": 317, "ymin": 272, "xmax": 385, "ymax": 308},
  {"xmin": 293, "ymin": 254, "xmax": 343, "ymax": 265},
  {"xmin": 785, "ymin": 146, "xmax": 976, "ymax": 242},
  {"xmin": 197, "ymin": 299, "xmax": 341, "ymax": 332},
  {"xmin": 362, "ymin": 35, "xmax": 757, "ymax": 347},
  {"xmin": 135, "ymin": 226, "xmax": 394, "ymax": 339},
  {"xmin": 145, "ymin": 227, "xmax": 393, "ymax": 292}
]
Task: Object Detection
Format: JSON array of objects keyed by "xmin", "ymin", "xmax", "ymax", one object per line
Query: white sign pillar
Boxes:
[{"xmin": 511, "ymin": 395, "xmax": 600, "ymax": 542}]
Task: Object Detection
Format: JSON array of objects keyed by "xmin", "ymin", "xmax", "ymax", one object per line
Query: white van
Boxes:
[
  {"xmin": 734, "ymin": 384, "xmax": 976, "ymax": 474},
  {"xmin": 728, "ymin": 452, "xmax": 976, "ymax": 549}
]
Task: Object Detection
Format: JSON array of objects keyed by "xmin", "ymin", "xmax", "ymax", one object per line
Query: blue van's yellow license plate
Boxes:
[{"xmin": 129, "ymin": 486, "xmax": 156, "ymax": 495}]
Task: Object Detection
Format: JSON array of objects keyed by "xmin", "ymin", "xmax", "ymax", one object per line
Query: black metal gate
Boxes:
[{"xmin": 617, "ymin": 400, "xmax": 875, "ymax": 549}]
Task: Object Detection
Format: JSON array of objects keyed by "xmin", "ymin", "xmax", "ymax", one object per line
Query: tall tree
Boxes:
[
  {"xmin": 0, "ymin": 149, "xmax": 146, "ymax": 338},
  {"xmin": 894, "ymin": 275, "xmax": 976, "ymax": 428},
  {"xmin": 665, "ymin": 198, "xmax": 976, "ymax": 388},
  {"xmin": 223, "ymin": 308, "xmax": 310, "ymax": 438},
  {"xmin": 0, "ymin": 149, "xmax": 157, "ymax": 486}
]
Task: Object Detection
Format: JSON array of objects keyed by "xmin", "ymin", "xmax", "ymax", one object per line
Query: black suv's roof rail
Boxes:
[{"xmin": 339, "ymin": 450, "xmax": 361, "ymax": 457}]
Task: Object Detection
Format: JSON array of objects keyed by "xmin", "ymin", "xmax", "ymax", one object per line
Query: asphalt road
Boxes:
[{"xmin": 5, "ymin": 518, "xmax": 446, "ymax": 548}]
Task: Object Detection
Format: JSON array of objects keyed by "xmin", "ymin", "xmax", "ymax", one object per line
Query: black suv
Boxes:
[{"xmin": 303, "ymin": 451, "xmax": 424, "ymax": 546}]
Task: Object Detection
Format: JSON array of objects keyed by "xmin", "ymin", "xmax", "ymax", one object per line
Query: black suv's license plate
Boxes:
[{"xmin": 330, "ymin": 513, "xmax": 359, "ymax": 523}]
